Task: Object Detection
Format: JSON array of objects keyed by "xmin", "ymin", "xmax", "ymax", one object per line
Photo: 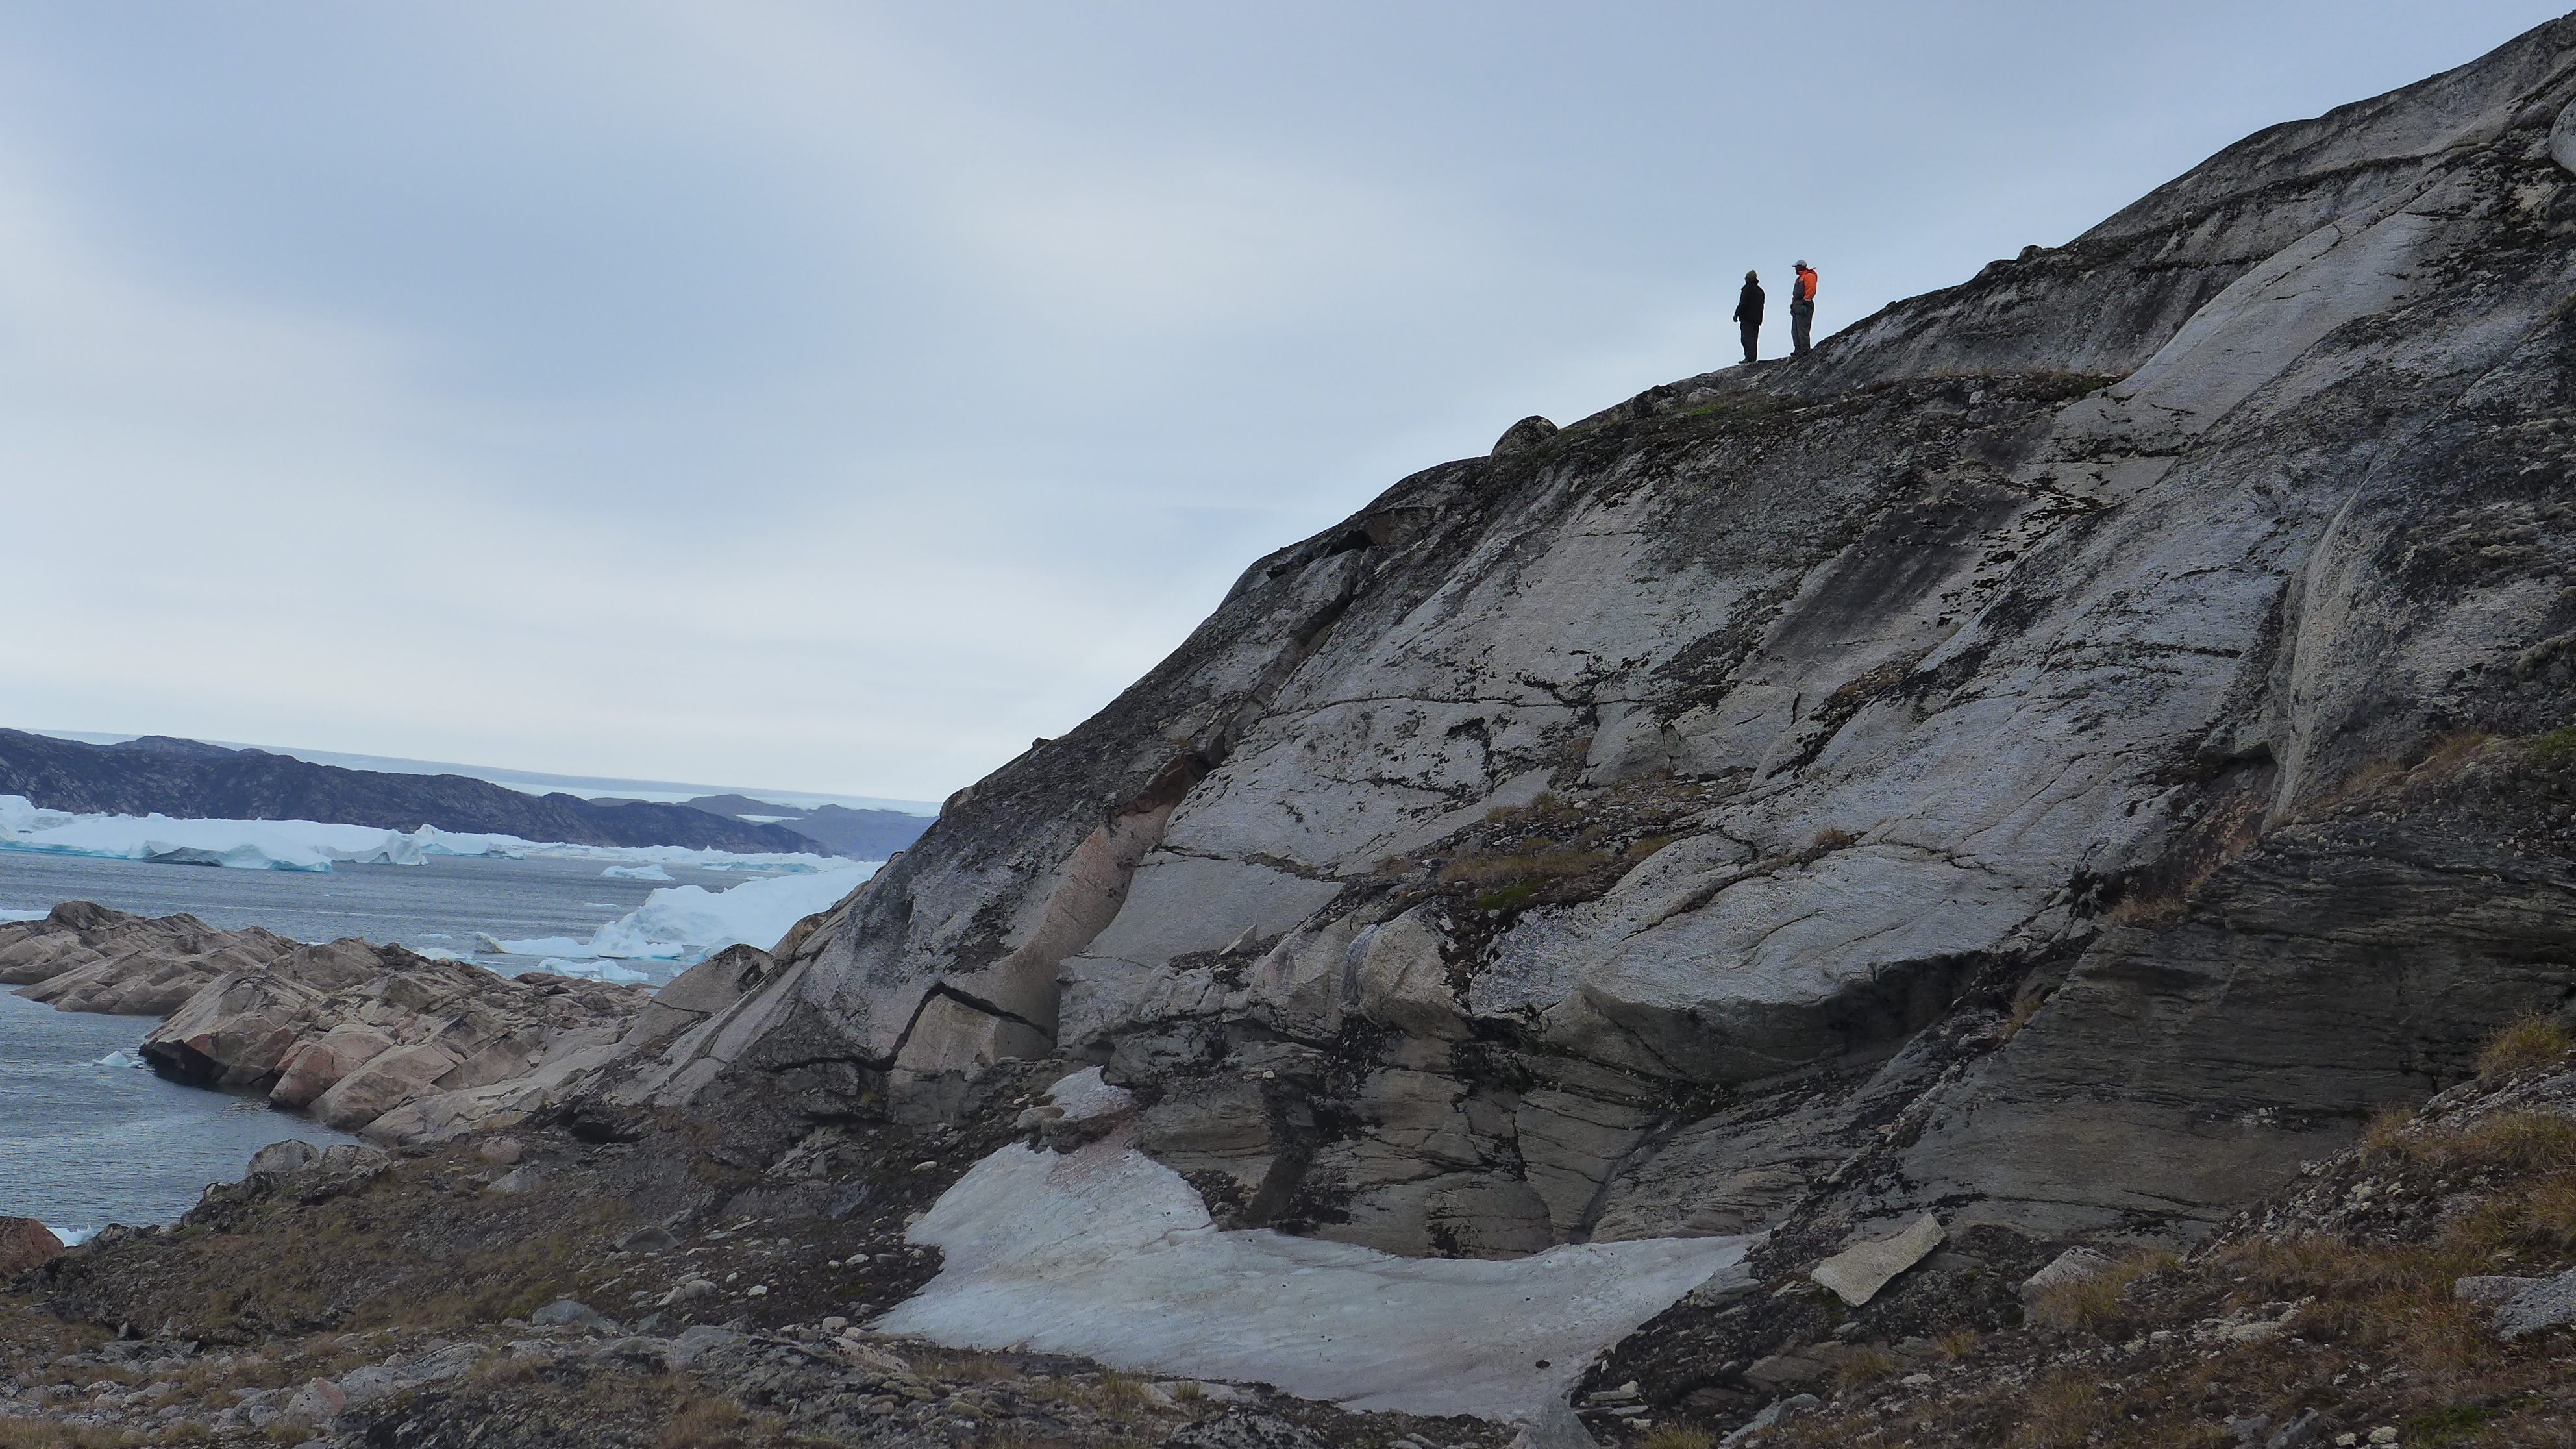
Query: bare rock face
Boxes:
[
  {"xmin": 0, "ymin": 1218, "xmax": 63, "ymax": 1280},
  {"xmin": 622, "ymin": 18, "xmax": 2576, "ymax": 1259},
  {"xmin": 0, "ymin": 902, "xmax": 295, "ymax": 1015}
]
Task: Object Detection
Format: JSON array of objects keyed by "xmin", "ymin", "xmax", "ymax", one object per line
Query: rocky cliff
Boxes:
[
  {"xmin": 0, "ymin": 730, "xmax": 830, "ymax": 854},
  {"xmin": 596, "ymin": 17, "xmax": 2576, "ymax": 1274}
]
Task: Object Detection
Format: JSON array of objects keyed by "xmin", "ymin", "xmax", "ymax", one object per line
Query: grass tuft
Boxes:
[
  {"xmin": 2025, "ymin": 1250, "xmax": 2174, "ymax": 1333},
  {"xmin": 2479, "ymin": 1015, "xmax": 2575, "ymax": 1085}
]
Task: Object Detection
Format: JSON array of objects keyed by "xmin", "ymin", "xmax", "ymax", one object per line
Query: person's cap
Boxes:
[
  {"xmin": 1745, "ymin": 270, "xmax": 1758, "ymax": 280},
  {"xmin": 1795, "ymin": 259, "xmax": 1809, "ymax": 267}
]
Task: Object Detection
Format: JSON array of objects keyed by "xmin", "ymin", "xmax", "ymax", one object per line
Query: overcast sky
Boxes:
[{"xmin": 3, "ymin": 2, "xmax": 2564, "ymax": 801}]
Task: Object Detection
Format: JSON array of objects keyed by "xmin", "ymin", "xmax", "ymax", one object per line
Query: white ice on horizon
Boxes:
[
  {"xmin": 0, "ymin": 794, "xmax": 839, "ymax": 876},
  {"xmin": 878, "ymin": 1069, "xmax": 1750, "ymax": 1425},
  {"xmin": 490, "ymin": 863, "xmax": 873, "ymax": 965},
  {"xmin": 0, "ymin": 907, "xmax": 45, "ymax": 923}
]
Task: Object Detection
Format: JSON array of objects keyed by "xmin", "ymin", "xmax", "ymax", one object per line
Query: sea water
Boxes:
[
  {"xmin": 0, "ymin": 849, "xmax": 704, "ymax": 965},
  {"xmin": 0, "ymin": 989, "xmax": 366, "ymax": 1240},
  {"xmin": 0, "ymin": 848, "xmax": 762, "ymax": 1236}
]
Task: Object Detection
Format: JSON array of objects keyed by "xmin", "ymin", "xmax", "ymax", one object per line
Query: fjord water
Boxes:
[
  {"xmin": 0, "ymin": 849, "xmax": 682, "ymax": 958},
  {"xmin": 0, "ymin": 988, "xmax": 364, "ymax": 1239}
]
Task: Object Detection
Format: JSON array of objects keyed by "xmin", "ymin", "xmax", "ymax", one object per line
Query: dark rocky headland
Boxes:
[
  {"xmin": 0, "ymin": 731, "xmax": 850, "ymax": 856},
  {"xmin": 18, "ymin": 16, "xmax": 2576, "ymax": 1448}
]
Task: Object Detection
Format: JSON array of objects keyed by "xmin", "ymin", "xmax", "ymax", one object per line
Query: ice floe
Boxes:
[
  {"xmin": 601, "ymin": 863, "xmax": 675, "ymax": 882},
  {"xmin": 878, "ymin": 1069, "xmax": 1750, "ymax": 1425},
  {"xmin": 532, "ymin": 956, "xmax": 654, "ymax": 984},
  {"xmin": 489, "ymin": 863, "xmax": 872, "ymax": 965},
  {"xmin": 0, "ymin": 794, "xmax": 840, "ymax": 875}
]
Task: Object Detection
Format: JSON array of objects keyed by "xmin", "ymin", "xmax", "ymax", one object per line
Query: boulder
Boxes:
[
  {"xmin": 1722, "ymin": 1394, "xmax": 1820, "ymax": 1448},
  {"xmin": 1490, "ymin": 415, "xmax": 1559, "ymax": 457},
  {"xmin": 663, "ymin": 1323, "xmax": 741, "ymax": 1370},
  {"xmin": 528, "ymin": 1299, "xmax": 619, "ymax": 1333},
  {"xmin": 2020, "ymin": 1246, "xmax": 2116, "ymax": 1303},
  {"xmin": 312, "ymin": 1043, "xmax": 463, "ymax": 1131},
  {"xmin": 2481, "ymin": 1267, "xmax": 2576, "ymax": 1339},
  {"xmin": 282, "ymin": 1375, "xmax": 347, "ymax": 1425},
  {"xmin": 270, "ymin": 1023, "xmax": 396, "ymax": 1108},
  {"xmin": 0, "ymin": 1217, "xmax": 64, "ymax": 1278},
  {"xmin": 245, "ymin": 1140, "xmax": 322, "ymax": 1179},
  {"xmin": 1811, "ymin": 1215, "xmax": 1944, "ymax": 1307}
]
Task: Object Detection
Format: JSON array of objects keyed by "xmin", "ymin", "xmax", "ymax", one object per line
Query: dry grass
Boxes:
[
  {"xmin": 2224, "ymin": 1235, "xmax": 2492, "ymax": 1378},
  {"xmin": 51, "ymin": 1160, "xmax": 637, "ymax": 1343},
  {"xmin": 1831, "ymin": 1345, "xmax": 1902, "ymax": 1387},
  {"xmin": 1641, "ymin": 1426, "xmax": 1719, "ymax": 1449},
  {"xmin": 1071, "ymin": 1370, "xmax": 1158, "ymax": 1420},
  {"xmin": 1999, "ymin": 990, "xmax": 2048, "ymax": 1041},
  {"xmin": 1790, "ymin": 827, "xmax": 1859, "ymax": 867},
  {"xmin": 2479, "ymin": 1015, "xmax": 2576, "ymax": 1085},
  {"xmin": 2103, "ymin": 879, "xmax": 2196, "ymax": 926},
  {"xmin": 2407, "ymin": 1110, "xmax": 2576, "ymax": 1174},
  {"xmin": 2025, "ymin": 1250, "xmax": 2174, "ymax": 1333},
  {"xmin": 1932, "ymin": 1326, "xmax": 1981, "ymax": 1361},
  {"xmin": 2009, "ymin": 1367, "xmax": 2113, "ymax": 1448},
  {"xmin": 2362, "ymin": 1103, "xmax": 2419, "ymax": 1156},
  {"xmin": 0, "ymin": 1424, "xmax": 138, "ymax": 1448},
  {"xmin": 652, "ymin": 1392, "xmax": 783, "ymax": 1449},
  {"xmin": 1441, "ymin": 847, "xmax": 1615, "ymax": 891}
]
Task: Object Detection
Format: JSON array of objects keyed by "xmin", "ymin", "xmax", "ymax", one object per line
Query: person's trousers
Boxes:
[
  {"xmin": 1740, "ymin": 320, "xmax": 1759, "ymax": 364},
  {"xmin": 1790, "ymin": 301, "xmax": 1814, "ymax": 354}
]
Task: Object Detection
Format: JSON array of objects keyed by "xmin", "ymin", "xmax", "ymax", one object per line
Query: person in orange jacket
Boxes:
[{"xmin": 1790, "ymin": 260, "xmax": 1819, "ymax": 355}]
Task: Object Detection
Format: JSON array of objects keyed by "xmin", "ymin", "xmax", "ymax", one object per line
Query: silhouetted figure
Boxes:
[
  {"xmin": 1733, "ymin": 271, "xmax": 1765, "ymax": 364},
  {"xmin": 1790, "ymin": 260, "xmax": 1819, "ymax": 355}
]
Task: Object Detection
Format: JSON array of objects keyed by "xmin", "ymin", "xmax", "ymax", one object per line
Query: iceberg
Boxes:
[
  {"xmin": 491, "ymin": 863, "xmax": 872, "ymax": 964},
  {"xmin": 530, "ymin": 956, "xmax": 652, "ymax": 984},
  {"xmin": 0, "ymin": 795, "xmax": 841, "ymax": 875},
  {"xmin": 601, "ymin": 863, "xmax": 674, "ymax": 882},
  {"xmin": 0, "ymin": 908, "xmax": 47, "ymax": 923}
]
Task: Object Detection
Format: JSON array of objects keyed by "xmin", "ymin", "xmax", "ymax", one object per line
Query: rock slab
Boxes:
[{"xmin": 1810, "ymin": 1214, "xmax": 1944, "ymax": 1307}]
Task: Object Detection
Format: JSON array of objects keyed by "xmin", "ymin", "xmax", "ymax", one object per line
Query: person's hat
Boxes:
[
  {"xmin": 1795, "ymin": 259, "xmax": 1809, "ymax": 268},
  {"xmin": 1745, "ymin": 270, "xmax": 1758, "ymax": 280}
]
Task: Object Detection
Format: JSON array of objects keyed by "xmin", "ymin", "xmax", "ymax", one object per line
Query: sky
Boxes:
[{"xmin": 2, "ymin": 1, "xmax": 2566, "ymax": 802}]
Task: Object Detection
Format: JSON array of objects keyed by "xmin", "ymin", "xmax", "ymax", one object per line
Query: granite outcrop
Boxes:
[{"xmin": 596, "ymin": 14, "xmax": 2576, "ymax": 1268}]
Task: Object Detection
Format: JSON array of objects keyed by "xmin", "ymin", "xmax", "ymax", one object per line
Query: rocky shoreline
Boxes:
[{"xmin": 1, "ymin": 902, "xmax": 657, "ymax": 1142}]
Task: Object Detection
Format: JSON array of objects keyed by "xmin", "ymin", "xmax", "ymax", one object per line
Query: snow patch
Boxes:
[
  {"xmin": 492, "ymin": 865, "xmax": 871, "ymax": 965},
  {"xmin": 0, "ymin": 795, "xmax": 839, "ymax": 875},
  {"xmin": 878, "ymin": 1069, "xmax": 1749, "ymax": 1424}
]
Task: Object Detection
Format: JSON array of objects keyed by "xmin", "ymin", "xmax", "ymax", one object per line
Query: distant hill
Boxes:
[
  {"xmin": 648, "ymin": 793, "xmax": 933, "ymax": 860},
  {"xmin": 0, "ymin": 731, "xmax": 830, "ymax": 855}
]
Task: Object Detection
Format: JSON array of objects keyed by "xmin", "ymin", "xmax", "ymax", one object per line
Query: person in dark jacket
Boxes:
[{"xmin": 1733, "ymin": 271, "xmax": 1765, "ymax": 364}]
